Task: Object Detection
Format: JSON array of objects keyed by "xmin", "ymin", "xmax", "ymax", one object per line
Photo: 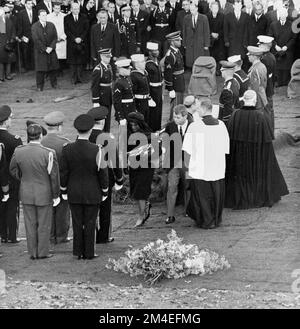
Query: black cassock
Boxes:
[{"xmin": 225, "ymin": 106, "xmax": 289, "ymax": 210}]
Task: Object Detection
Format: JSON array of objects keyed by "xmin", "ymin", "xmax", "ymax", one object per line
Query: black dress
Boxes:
[{"xmin": 225, "ymin": 106, "xmax": 289, "ymax": 209}]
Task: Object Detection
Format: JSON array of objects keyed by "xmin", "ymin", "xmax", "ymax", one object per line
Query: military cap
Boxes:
[
  {"xmin": 146, "ymin": 42, "xmax": 159, "ymax": 51},
  {"xmin": 0, "ymin": 105, "xmax": 12, "ymax": 123},
  {"xmin": 74, "ymin": 114, "xmax": 94, "ymax": 132},
  {"xmin": 166, "ymin": 31, "xmax": 182, "ymax": 41},
  {"xmin": 131, "ymin": 54, "xmax": 145, "ymax": 62},
  {"xmin": 87, "ymin": 106, "xmax": 109, "ymax": 121},
  {"xmin": 120, "ymin": 4, "xmax": 131, "ymax": 11},
  {"xmin": 26, "ymin": 120, "xmax": 47, "ymax": 136},
  {"xmin": 44, "ymin": 111, "xmax": 65, "ymax": 126},
  {"xmin": 98, "ymin": 48, "xmax": 112, "ymax": 55},
  {"xmin": 257, "ymin": 35, "xmax": 274, "ymax": 44},
  {"xmin": 227, "ymin": 55, "xmax": 242, "ymax": 64},
  {"xmin": 219, "ymin": 60, "xmax": 236, "ymax": 70},
  {"xmin": 115, "ymin": 58, "xmax": 131, "ymax": 68},
  {"xmin": 247, "ymin": 46, "xmax": 264, "ymax": 56},
  {"xmin": 183, "ymin": 95, "xmax": 196, "ymax": 107},
  {"xmin": 27, "ymin": 124, "xmax": 42, "ymax": 138}
]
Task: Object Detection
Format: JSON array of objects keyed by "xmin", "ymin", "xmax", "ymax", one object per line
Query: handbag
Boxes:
[{"xmin": 4, "ymin": 40, "xmax": 15, "ymax": 52}]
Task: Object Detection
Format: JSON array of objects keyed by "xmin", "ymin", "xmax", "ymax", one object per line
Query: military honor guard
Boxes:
[
  {"xmin": 60, "ymin": 114, "xmax": 109, "ymax": 260},
  {"xmin": 164, "ymin": 31, "xmax": 185, "ymax": 121},
  {"xmin": 130, "ymin": 54, "xmax": 154, "ymax": 127},
  {"xmin": 87, "ymin": 106, "xmax": 123, "ymax": 244},
  {"xmin": 228, "ymin": 55, "xmax": 250, "ymax": 98},
  {"xmin": 247, "ymin": 46, "xmax": 268, "ymax": 112},
  {"xmin": 91, "ymin": 48, "xmax": 113, "ymax": 132},
  {"xmin": 117, "ymin": 4, "xmax": 141, "ymax": 58},
  {"xmin": 41, "ymin": 111, "xmax": 71, "ymax": 245},
  {"xmin": 0, "ymin": 142, "xmax": 9, "ymax": 202},
  {"xmin": 218, "ymin": 61, "xmax": 240, "ymax": 124},
  {"xmin": 145, "ymin": 42, "xmax": 163, "ymax": 131},
  {"xmin": 258, "ymin": 35, "xmax": 276, "ymax": 132},
  {"xmin": 113, "ymin": 58, "xmax": 136, "ymax": 125},
  {"xmin": 0, "ymin": 105, "xmax": 23, "ymax": 244},
  {"xmin": 10, "ymin": 124, "xmax": 61, "ymax": 259}
]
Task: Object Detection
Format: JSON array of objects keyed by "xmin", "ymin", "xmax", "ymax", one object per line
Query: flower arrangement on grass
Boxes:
[{"xmin": 106, "ymin": 230, "xmax": 231, "ymax": 285}]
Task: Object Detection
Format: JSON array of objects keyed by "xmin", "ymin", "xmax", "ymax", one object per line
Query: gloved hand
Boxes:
[
  {"xmin": 93, "ymin": 103, "xmax": 100, "ymax": 108},
  {"xmin": 114, "ymin": 183, "xmax": 123, "ymax": 191},
  {"xmin": 102, "ymin": 195, "xmax": 108, "ymax": 202},
  {"xmin": 169, "ymin": 90, "xmax": 176, "ymax": 99},
  {"xmin": 119, "ymin": 119, "xmax": 127, "ymax": 126},
  {"xmin": 61, "ymin": 194, "xmax": 68, "ymax": 201},
  {"xmin": 53, "ymin": 197, "xmax": 61, "ymax": 207},
  {"xmin": 1, "ymin": 194, "xmax": 9, "ymax": 202},
  {"xmin": 148, "ymin": 98, "xmax": 156, "ymax": 107}
]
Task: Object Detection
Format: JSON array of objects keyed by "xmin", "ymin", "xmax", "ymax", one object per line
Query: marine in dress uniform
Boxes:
[
  {"xmin": 218, "ymin": 61, "xmax": 240, "ymax": 124},
  {"xmin": 228, "ymin": 55, "xmax": 250, "ymax": 98},
  {"xmin": 87, "ymin": 106, "xmax": 123, "ymax": 244},
  {"xmin": 0, "ymin": 105, "xmax": 23, "ymax": 244},
  {"xmin": 130, "ymin": 54, "xmax": 152, "ymax": 127},
  {"xmin": 0, "ymin": 142, "xmax": 9, "ymax": 202},
  {"xmin": 258, "ymin": 35, "xmax": 276, "ymax": 133},
  {"xmin": 164, "ymin": 31, "xmax": 185, "ymax": 121},
  {"xmin": 41, "ymin": 111, "xmax": 71, "ymax": 245},
  {"xmin": 10, "ymin": 124, "xmax": 60, "ymax": 259},
  {"xmin": 117, "ymin": 4, "xmax": 141, "ymax": 58},
  {"xmin": 60, "ymin": 114, "xmax": 109, "ymax": 260},
  {"xmin": 145, "ymin": 42, "xmax": 163, "ymax": 131},
  {"xmin": 150, "ymin": 0, "xmax": 174, "ymax": 56},
  {"xmin": 91, "ymin": 48, "xmax": 113, "ymax": 132},
  {"xmin": 113, "ymin": 58, "xmax": 136, "ymax": 123}
]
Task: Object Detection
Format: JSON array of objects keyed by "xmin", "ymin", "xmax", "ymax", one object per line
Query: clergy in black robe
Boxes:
[
  {"xmin": 268, "ymin": 8, "xmax": 297, "ymax": 86},
  {"xmin": 225, "ymin": 90, "xmax": 289, "ymax": 210}
]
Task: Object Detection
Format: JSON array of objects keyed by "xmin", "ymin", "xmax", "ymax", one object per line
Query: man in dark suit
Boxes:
[
  {"xmin": 90, "ymin": 9, "xmax": 120, "ymax": 63},
  {"xmin": 60, "ymin": 114, "xmax": 109, "ymax": 260},
  {"xmin": 107, "ymin": 1, "xmax": 118, "ymax": 24},
  {"xmin": 16, "ymin": 0, "xmax": 38, "ymax": 72},
  {"xmin": 41, "ymin": 111, "xmax": 71, "ymax": 244},
  {"xmin": 0, "ymin": 106, "xmax": 23, "ymax": 244},
  {"xmin": 10, "ymin": 124, "xmax": 60, "ymax": 260},
  {"xmin": 0, "ymin": 143, "xmax": 9, "ymax": 203},
  {"xmin": 87, "ymin": 106, "xmax": 123, "ymax": 244},
  {"xmin": 247, "ymin": 1, "xmax": 268, "ymax": 46},
  {"xmin": 175, "ymin": 0, "xmax": 190, "ymax": 33},
  {"xmin": 163, "ymin": 104, "xmax": 192, "ymax": 224},
  {"xmin": 36, "ymin": 0, "xmax": 53, "ymax": 14},
  {"xmin": 64, "ymin": 2, "xmax": 89, "ymax": 84},
  {"xmin": 115, "ymin": 0, "xmax": 124, "ymax": 21},
  {"xmin": 224, "ymin": 0, "xmax": 249, "ymax": 59},
  {"xmin": 132, "ymin": 0, "xmax": 150, "ymax": 53}
]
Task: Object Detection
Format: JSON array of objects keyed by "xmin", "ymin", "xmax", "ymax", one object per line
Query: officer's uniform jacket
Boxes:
[
  {"xmin": 233, "ymin": 69, "xmax": 250, "ymax": 98},
  {"xmin": 218, "ymin": 78, "xmax": 240, "ymax": 123},
  {"xmin": 164, "ymin": 45, "xmax": 185, "ymax": 92}
]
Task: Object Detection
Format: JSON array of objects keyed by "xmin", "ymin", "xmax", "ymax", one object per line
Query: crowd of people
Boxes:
[{"xmin": 0, "ymin": 0, "xmax": 296, "ymax": 260}]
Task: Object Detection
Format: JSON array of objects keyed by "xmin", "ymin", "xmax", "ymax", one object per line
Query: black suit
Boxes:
[
  {"xmin": 60, "ymin": 139, "xmax": 109, "ymax": 258},
  {"xmin": 36, "ymin": 1, "xmax": 53, "ymax": 14},
  {"xmin": 0, "ymin": 129, "xmax": 23, "ymax": 242},
  {"xmin": 132, "ymin": 10, "xmax": 150, "ymax": 53},
  {"xmin": 16, "ymin": 8, "xmax": 38, "ymax": 70},
  {"xmin": 247, "ymin": 13, "xmax": 268, "ymax": 46},
  {"xmin": 90, "ymin": 22, "xmax": 120, "ymax": 61},
  {"xmin": 107, "ymin": 11, "xmax": 118, "ymax": 25}
]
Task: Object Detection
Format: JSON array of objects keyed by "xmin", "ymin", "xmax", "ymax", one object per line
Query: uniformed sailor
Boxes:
[{"xmin": 228, "ymin": 55, "xmax": 250, "ymax": 98}]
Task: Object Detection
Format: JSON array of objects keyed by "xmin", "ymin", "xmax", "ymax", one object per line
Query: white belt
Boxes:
[
  {"xmin": 150, "ymin": 82, "xmax": 163, "ymax": 87},
  {"xmin": 100, "ymin": 83, "xmax": 112, "ymax": 87},
  {"xmin": 173, "ymin": 69, "xmax": 184, "ymax": 76},
  {"xmin": 121, "ymin": 99, "xmax": 134, "ymax": 103},
  {"xmin": 155, "ymin": 23, "xmax": 169, "ymax": 27},
  {"xmin": 135, "ymin": 94, "xmax": 149, "ymax": 99}
]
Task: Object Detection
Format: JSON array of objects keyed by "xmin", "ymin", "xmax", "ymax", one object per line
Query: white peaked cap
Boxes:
[
  {"xmin": 115, "ymin": 58, "xmax": 131, "ymax": 67},
  {"xmin": 227, "ymin": 55, "xmax": 241, "ymax": 63},
  {"xmin": 146, "ymin": 42, "xmax": 159, "ymax": 51},
  {"xmin": 257, "ymin": 35, "xmax": 274, "ymax": 44},
  {"xmin": 130, "ymin": 54, "xmax": 145, "ymax": 62}
]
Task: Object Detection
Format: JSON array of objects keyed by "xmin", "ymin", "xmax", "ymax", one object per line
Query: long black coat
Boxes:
[
  {"xmin": 64, "ymin": 13, "xmax": 89, "ymax": 65},
  {"xmin": 90, "ymin": 22, "xmax": 120, "ymax": 60},
  {"xmin": 0, "ymin": 17, "xmax": 16, "ymax": 64},
  {"xmin": 247, "ymin": 13, "xmax": 268, "ymax": 46},
  {"xmin": 207, "ymin": 12, "xmax": 226, "ymax": 62},
  {"xmin": 224, "ymin": 11, "xmax": 248, "ymax": 57},
  {"xmin": 31, "ymin": 21, "xmax": 59, "ymax": 72},
  {"xmin": 16, "ymin": 8, "xmax": 38, "ymax": 40}
]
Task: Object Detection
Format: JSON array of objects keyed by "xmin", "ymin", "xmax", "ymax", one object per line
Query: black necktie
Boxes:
[{"xmin": 179, "ymin": 126, "xmax": 183, "ymax": 140}]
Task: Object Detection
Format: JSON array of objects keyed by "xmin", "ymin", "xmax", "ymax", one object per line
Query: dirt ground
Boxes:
[{"xmin": 0, "ymin": 69, "xmax": 299, "ymax": 309}]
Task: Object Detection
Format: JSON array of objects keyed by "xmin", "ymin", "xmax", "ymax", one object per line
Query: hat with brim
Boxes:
[
  {"xmin": 115, "ymin": 58, "xmax": 131, "ymax": 68},
  {"xmin": 87, "ymin": 106, "xmax": 109, "ymax": 121},
  {"xmin": 227, "ymin": 55, "xmax": 242, "ymax": 65},
  {"xmin": 166, "ymin": 31, "xmax": 182, "ymax": 41},
  {"xmin": 27, "ymin": 124, "xmax": 43, "ymax": 139},
  {"xmin": 98, "ymin": 48, "xmax": 112, "ymax": 55},
  {"xmin": 146, "ymin": 42, "xmax": 159, "ymax": 51},
  {"xmin": 247, "ymin": 46, "xmax": 264, "ymax": 56},
  {"xmin": 74, "ymin": 114, "xmax": 94, "ymax": 132},
  {"xmin": 219, "ymin": 60, "xmax": 236, "ymax": 70},
  {"xmin": 257, "ymin": 35, "xmax": 274, "ymax": 45},
  {"xmin": 44, "ymin": 111, "xmax": 65, "ymax": 127},
  {"xmin": 26, "ymin": 120, "xmax": 47, "ymax": 136},
  {"xmin": 0, "ymin": 105, "xmax": 12, "ymax": 123},
  {"xmin": 131, "ymin": 54, "xmax": 145, "ymax": 62}
]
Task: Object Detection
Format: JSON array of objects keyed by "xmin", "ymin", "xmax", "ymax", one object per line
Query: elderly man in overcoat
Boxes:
[{"xmin": 31, "ymin": 9, "xmax": 59, "ymax": 91}]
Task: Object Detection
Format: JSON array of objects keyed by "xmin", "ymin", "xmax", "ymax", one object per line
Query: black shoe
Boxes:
[
  {"xmin": 165, "ymin": 216, "xmax": 175, "ymax": 224},
  {"xmin": 86, "ymin": 254, "xmax": 99, "ymax": 260},
  {"xmin": 8, "ymin": 239, "xmax": 21, "ymax": 244},
  {"xmin": 38, "ymin": 254, "xmax": 54, "ymax": 259},
  {"xmin": 30, "ymin": 256, "xmax": 36, "ymax": 260},
  {"xmin": 98, "ymin": 237, "xmax": 115, "ymax": 244},
  {"xmin": 1, "ymin": 238, "xmax": 8, "ymax": 243}
]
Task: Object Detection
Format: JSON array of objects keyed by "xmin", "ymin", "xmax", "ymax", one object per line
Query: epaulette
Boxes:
[{"xmin": 14, "ymin": 135, "xmax": 21, "ymax": 140}]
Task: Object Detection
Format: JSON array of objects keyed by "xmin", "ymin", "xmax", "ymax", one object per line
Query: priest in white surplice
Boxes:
[{"xmin": 182, "ymin": 99, "xmax": 229, "ymax": 229}]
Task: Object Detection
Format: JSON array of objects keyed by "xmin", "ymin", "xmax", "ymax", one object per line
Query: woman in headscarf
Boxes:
[
  {"xmin": 0, "ymin": 6, "xmax": 16, "ymax": 82},
  {"xmin": 127, "ymin": 112, "xmax": 155, "ymax": 227}
]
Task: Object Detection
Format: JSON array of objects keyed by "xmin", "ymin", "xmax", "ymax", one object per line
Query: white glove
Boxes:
[
  {"xmin": 61, "ymin": 194, "xmax": 68, "ymax": 201},
  {"xmin": 119, "ymin": 119, "xmax": 127, "ymax": 126},
  {"xmin": 53, "ymin": 197, "xmax": 61, "ymax": 207},
  {"xmin": 114, "ymin": 183, "xmax": 123, "ymax": 191},
  {"xmin": 1, "ymin": 194, "xmax": 9, "ymax": 202},
  {"xmin": 102, "ymin": 195, "xmax": 108, "ymax": 202},
  {"xmin": 93, "ymin": 103, "xmax": 100, "ymax": 108},
  {"xmin": 169, "ymin": 90, "xmax": 176, "ymax": 99},
  {"xmin": 148, "ymin": 98, "xmax": 156, "ymax": 107}
]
